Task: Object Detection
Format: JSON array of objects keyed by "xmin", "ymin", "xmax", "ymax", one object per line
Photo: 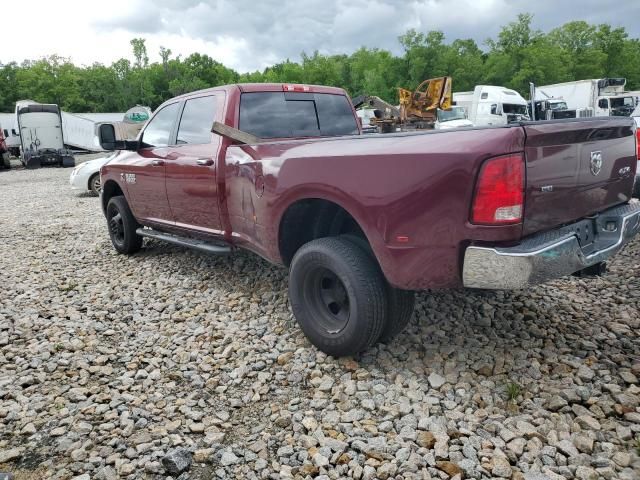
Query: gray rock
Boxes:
[
  {"xmin": 220, "ymin": 450, "xmax": 239, "ymax": 466},
  {"xmin": 491, "ymin": 456, "xmax": 512, "ymax": 478},
  {"xmin": 575, "ymin": 415, "xmax": 600, "ymax": 431},
  {"xmin": 0, "ymin": 447, "xmax": 24, "ymax": 463},
  {"xmin": 546, "ymin": 396, "xmax": 568, "ymax": 411},
  {"xmin": 572, "ymin": 434, "xmax": 593, "ymax": 454},
  {"xmin": 575, "ymin": 466, "xmax": 598, "ymax": 480},
  {"xmin": 428, "ymin": 372, "xmax": 446, "ymax": 389},
  {"xmin": 577, "ymin": 365, "xmax": 595, "ymax": 381},
  {"xmin": 376, "ymin": 462, "xmax": 398, "ymax": 479},
  {"xmin": 555, "ymin": 439, "xmax": 579, "ymax": 458},
  {"xmin": 162, "ymin": 448, "xmax": 192, "ymax": 475}
]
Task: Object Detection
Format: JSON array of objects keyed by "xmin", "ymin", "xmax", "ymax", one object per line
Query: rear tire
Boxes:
[
  {"xmin": 1, "ymin": 153, "xmax": 10, "ymax": 169},
  {"xmin": 89, "ymin": 173, "xmax": 102, "ymax": 196},
  {"xmin": 106, "ymin": 196, "xmax": 142, "ymax": 254},
  {"xmin": 340, "ymin": 234, "xmax": 416, "ymax": 343},
  {"xmin": 288, "ymin": 237, "xmax": 387, "ymax": 357},
  {"xmin": 379, "ymin": 288, "xmax": 415, "ymax": 343}
]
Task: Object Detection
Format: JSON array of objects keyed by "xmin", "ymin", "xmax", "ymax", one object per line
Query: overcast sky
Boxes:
[{"xmin": 4, "ymin": 0, "xmax": 639, "ymax": 73}]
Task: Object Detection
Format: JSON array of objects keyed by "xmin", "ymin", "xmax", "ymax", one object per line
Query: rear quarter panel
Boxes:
[{"xmin": 224, "ymin": 127, "xmax": 525, "ymax": 289}]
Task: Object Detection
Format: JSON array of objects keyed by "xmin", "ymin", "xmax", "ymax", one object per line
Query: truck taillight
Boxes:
[
  {"xmin": 471, "ymin": 153, "xmax": 525, "ymax": 225},
  {"xmin": 636, "ymin": 128, "xmax": 640, "ymax": 161}
]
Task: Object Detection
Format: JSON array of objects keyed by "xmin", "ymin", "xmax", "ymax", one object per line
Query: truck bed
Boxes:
[{"xmin": 225, "ymin": 116, "xmax": 636, "ymax": 289}]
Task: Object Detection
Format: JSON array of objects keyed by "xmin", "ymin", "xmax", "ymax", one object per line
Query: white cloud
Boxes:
[{"xmin": 2, "ymin": 0, "xmax": 639, "ymax": 72}]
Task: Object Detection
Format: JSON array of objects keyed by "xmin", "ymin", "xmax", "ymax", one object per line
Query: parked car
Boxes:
[
  {"xmin": 70, "ymin": 152, "xmax": 118, "ymax": 195},
  {"xmin": 97, "ymin": 83, "xmax": 640, "ymax": 357}
]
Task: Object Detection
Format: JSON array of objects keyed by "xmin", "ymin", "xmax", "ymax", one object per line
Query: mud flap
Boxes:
[
  {"xmin": 25, "ymin": 157, "xmax": 41, "ymax": 169},
  {"xmin": 61, "ymin": 156, "xmax": 75, "ymax": 168}
]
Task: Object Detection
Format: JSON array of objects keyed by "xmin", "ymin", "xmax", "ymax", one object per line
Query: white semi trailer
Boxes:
[
  {"xmin": 534, "ymin": 78, "xmax": 635, "ymax": 117},
  {"xmin": 453, "ymin": 86, "xmax": 529, "ymax": 127}
]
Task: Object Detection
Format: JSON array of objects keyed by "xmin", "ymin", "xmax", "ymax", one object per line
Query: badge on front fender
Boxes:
[
  {"xmin": 590, "ymin": 151, "xmax": 603, "ymax": 176},
  {"xmin": 120, "ymin": 173, "xmax": 136, "ymax": 184}
]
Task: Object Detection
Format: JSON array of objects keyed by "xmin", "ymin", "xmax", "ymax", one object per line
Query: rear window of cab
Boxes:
[{"xmin": 239, "ymin": 92, "xmax": 359, "ymax": 138}]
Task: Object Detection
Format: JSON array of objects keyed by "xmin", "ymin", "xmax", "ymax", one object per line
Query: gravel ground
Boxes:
[{"xmin": 0, "ymin": 167, "xmax": 639, "ymax": 480}]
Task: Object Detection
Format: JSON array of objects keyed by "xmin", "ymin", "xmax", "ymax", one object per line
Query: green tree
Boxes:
[{"xmin": 2, "ymin": 18, "xmax": 640, "ymax": 113}]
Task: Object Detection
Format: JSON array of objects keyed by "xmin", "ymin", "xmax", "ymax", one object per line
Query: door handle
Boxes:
[
  {"xmin": 151, "ymin": 160, "xmax": 164, "ymax": 166},
  {"xmin": 196, "ymin": 158, "xmax": 214, "ymax": 166}
]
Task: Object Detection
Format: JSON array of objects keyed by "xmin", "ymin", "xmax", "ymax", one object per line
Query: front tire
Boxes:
[
  {"xmin": 89, "ymin": 173, "xmax": 102, "ymax": 196},
  {"xmin": 288, "ymin": 237, "xmax": 387, "ymax": 357},
  {"xmin": 106, "ymin": 196, "xmax": 142, "ymax": 254}
]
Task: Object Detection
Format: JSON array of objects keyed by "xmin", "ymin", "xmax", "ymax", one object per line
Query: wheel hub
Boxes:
[
  {"xmin": 108, "ymin": 211, "xmax": 124, "ymax": 244},
  {"xmin": 305, "ymin": 267, "xmax": 350, "ymax": 334},
  {"xmin": 92, "ymin": 176, "xmax": 102, "ymax": 193}
]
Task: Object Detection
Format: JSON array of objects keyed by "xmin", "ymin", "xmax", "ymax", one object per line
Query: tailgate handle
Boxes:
[
  {"xmin": 151, "ymin": 160, "xmax": 164, "ymax": 166},
  {"xmin": 196, "ymin": 158, "xmax": 214, "ymax": 166}
]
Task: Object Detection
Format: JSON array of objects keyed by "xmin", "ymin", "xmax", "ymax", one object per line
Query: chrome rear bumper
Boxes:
[{"xmin": 463, "ymin": 201, "xmax": 640, "ymax": 289}]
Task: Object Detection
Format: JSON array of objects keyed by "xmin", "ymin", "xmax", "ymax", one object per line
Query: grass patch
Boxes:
[{"xmin": 505, "ymin": 382, "xmax": 522, "ymax": 403}]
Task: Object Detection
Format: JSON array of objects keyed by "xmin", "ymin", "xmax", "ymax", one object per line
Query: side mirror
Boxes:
[{"xmin": 98, "ymin": 124, "xmax": 138, "ymax": 151}]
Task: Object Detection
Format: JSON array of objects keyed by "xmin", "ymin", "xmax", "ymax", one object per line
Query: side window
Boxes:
[
  {"xmin": 481, "ymin": 92, "xmax": 489, "ymax": 99},
  {"xmin": 177, "ymin": 95, "xmax": 217, "ymax": 145},
  {"xmin": 598, "ymin": 98, "xmax": 609, "ymax": 109},
  {"xmin": 141, "ymin": 102, "xmax": 180, "ymax": 147},
  {"xmin": 316, "ymin": 94, "xmax": 359, "ymax": 135}
]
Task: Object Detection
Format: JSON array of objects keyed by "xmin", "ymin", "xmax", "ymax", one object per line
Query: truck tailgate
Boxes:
[{"xmin": 522, "ymin": 118, "xmax": 637, "ymax": 236}]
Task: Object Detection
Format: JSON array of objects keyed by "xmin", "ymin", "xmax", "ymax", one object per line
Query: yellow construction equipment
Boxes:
[
  {"xmin": 359, "ymin": 77, "xmax": 453, "ymax": 133},
  {"xmin": 399, "ymin": 76, "xmax": 452, "ymax": 128}
]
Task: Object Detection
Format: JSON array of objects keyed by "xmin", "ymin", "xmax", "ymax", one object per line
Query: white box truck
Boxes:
[
  {"xmin": 452, "ymin": 86, "xmax": 529, "ymax": 127},
  {"xmin": 16, "ymin": 100, "xmax": 75, "ymax": 168},
  {"xmin": 534, "ymin": 78, "xmax": 635, "ymax": 117}
]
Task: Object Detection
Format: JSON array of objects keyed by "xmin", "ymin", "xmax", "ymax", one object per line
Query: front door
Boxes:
[
  {"xmin": 126, "ymin": 102, "xmax": 181, "ymax": 224},
  {"xmin": 165, "ymin": 94, "xmax": 223, "ymax": 234}
]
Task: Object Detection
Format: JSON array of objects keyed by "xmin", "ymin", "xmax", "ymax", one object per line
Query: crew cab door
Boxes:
[
  {"xmin": 127, "ymin": 102, "xmax": 181, "ymax": 224},
  {"xmin": 165, "ymin": 94, "xmax": 223, "ymax": 234}
]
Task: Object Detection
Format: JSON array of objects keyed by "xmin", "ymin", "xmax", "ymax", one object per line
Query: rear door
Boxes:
[
  {"xmin": 165, "ymin": 94, "xmax": 223, "ymax": 234},
  {"xmin": 126, "ymin": 102, "xmax": 181, "ymax": 224},
  {"xmin": 522, "ymin": 118, "xmax": 636, "ymax": 236}
]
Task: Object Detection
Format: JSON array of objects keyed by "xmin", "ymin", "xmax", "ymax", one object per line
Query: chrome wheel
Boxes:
[{"xmin": 90, "ymin": 174, "xmax": 102, "ymax": 195}]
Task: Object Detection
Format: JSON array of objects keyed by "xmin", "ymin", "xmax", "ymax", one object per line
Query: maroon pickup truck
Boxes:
[{"xmin": 98, "ymin": 83, "xmax": 640, "ymax": 356}]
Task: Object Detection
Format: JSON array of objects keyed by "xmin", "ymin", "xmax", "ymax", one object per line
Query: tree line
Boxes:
[{"xmin": 1, "ymin": 14, "xmax": 639, "ymax": 113}]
